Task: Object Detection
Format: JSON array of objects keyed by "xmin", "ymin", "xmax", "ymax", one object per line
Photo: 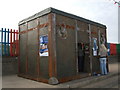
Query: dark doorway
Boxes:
[{"xmin": 78, "ymin": 43, "xmax": 85, "ymax": 72}]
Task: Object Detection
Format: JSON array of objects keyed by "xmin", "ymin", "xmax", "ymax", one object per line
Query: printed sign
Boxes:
[
  {"xmin": 39, "ymin": 35, "xmax": 49, "ymax": 56},
  {"xmin": 93, "ymin": 38, "xmax": 98, "ymax": 56}
]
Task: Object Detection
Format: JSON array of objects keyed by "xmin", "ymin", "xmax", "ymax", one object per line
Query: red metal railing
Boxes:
[{"xmin": 0, "ymin": 28, "xmax": 19, "ymax": 56}]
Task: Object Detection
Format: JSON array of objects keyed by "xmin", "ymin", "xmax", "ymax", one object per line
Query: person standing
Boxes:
[{"xmin": 99, "ymin": 44, "xmax": 108, "ymax": 75}]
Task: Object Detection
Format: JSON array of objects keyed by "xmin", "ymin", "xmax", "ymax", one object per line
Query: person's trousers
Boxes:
[{"xmin": 99, "ymin": 58, "xmax": 108, "ymax": 75}]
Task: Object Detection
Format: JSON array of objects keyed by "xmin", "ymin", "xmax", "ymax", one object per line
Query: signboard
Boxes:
[
  {"xmin": 39, "ymin": 35, "xmax": 49, "ymax": 56},
  {"xmin": 92, "ymin": 37, "xmax": 98, "ymax": 56}
]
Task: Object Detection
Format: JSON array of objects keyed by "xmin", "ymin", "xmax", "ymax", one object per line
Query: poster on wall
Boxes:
[
  {"xmin": 39, "ymin": 35, "xmax": 49, "ymax": 56},
  {"xmin": 92, "ymin": 37, "xmax": 98, "ymax": 56}
]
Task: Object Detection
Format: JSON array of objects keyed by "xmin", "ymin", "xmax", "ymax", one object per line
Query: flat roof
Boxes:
[{"xmin": 19, "ymin": 7, "xmax": 106, "ymax": 29}]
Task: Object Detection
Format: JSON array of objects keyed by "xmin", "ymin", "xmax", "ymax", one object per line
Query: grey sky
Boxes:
[
  {"xmin": 118, "ymin": 8, "xmax": 120, "ymax": 43},
  {"xmin": 0, "ymin": 0, "xmax": 118, "ymax": 43}
]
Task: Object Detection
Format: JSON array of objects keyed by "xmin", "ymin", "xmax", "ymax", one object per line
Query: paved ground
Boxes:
[
  {"xmin": 2, "ymin": 62, "xmax": 119, "ymax": 88},
  {"xmin": 81, "ymin": 75, "xmax": 119, "ymax": 88},
  {"xmin": 2, "ymin": 75, "xmax": 54, "ymax": 88},
  {"xmin": 1, "ymin": 55, "xmax": 119, "ymax": 88}
]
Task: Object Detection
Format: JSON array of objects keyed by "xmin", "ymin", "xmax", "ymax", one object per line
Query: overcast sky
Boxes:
[{"xmin": 0, "ymin": 0, "xmax": 119, "ymax": 43}]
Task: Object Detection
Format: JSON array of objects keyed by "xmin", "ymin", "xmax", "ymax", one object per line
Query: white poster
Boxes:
[{"xmin": 93, "ymin": 38, "xmax": 98, "ymax": 56}]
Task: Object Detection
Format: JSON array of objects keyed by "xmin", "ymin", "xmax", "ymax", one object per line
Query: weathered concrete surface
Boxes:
[
  {"xmin": 2, "ymin": 57, "xmax": 18, "ymax": 76},
  {"xmin": 2, "ymin": 63, "xmax": 119, "ymax": 88},
  {"xmin": 2, "ymin": 75, "xmax": 55, "ymax": 88},
  {"xmin": 2, "ymin": 63, "xmax": 118, "ymax": 88},
  {"xmin": 108, "ymin": 55, "xmax": 119, "ymax": 63},
  {"xmin": 82, "ymin": 75, "xmax": 118, "ymax": 88},
  {"xmin": 56, "ymin": 62, "xmax": 119, "ymax": 88},
  {"xmin": 1, "ymin": 55, "xmax": 118, "ymax": 76},
  {"xmin": 1, "ymin": 55, "xmax": 119, "ymax": 88}
]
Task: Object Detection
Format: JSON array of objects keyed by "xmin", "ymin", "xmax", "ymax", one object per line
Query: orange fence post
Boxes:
[
  {"xmin": 13, "ymin": 30, "xmax": 15, "ymax": 56},
  {"xmin": 16, "ymin": 30, "xmax": 19, "ymax": 56}
]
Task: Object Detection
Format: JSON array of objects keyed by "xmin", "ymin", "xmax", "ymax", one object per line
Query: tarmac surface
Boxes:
[
  {"xmin": 2, "ymin": 62, "xmax": 119, "ymax": 88},
  {"xmin": 2, "ymin": 63, "xmax": 118, "ymax": 88}
]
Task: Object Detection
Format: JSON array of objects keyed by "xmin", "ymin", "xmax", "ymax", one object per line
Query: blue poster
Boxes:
[{"xmin": 39, "ymin": 35, "xmax": 48, "ymax": 56}]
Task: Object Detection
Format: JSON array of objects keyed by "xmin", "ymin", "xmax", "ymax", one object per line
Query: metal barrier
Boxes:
[{"xmin": 0, "ymin": 28, "xmax": 19, "ymax": 56}]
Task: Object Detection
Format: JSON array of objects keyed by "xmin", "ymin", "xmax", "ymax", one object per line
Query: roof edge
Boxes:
[
  {"xmin": 18, "ymin": 7, "xmax": 52, "ymax": 25},
  {"xmin": 19, "ymin": 7, "xmax": 106, "ymax": 29},
  {"xmin": 50, "ymin": 7, "xmax": 106, "ymax": 29}
]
